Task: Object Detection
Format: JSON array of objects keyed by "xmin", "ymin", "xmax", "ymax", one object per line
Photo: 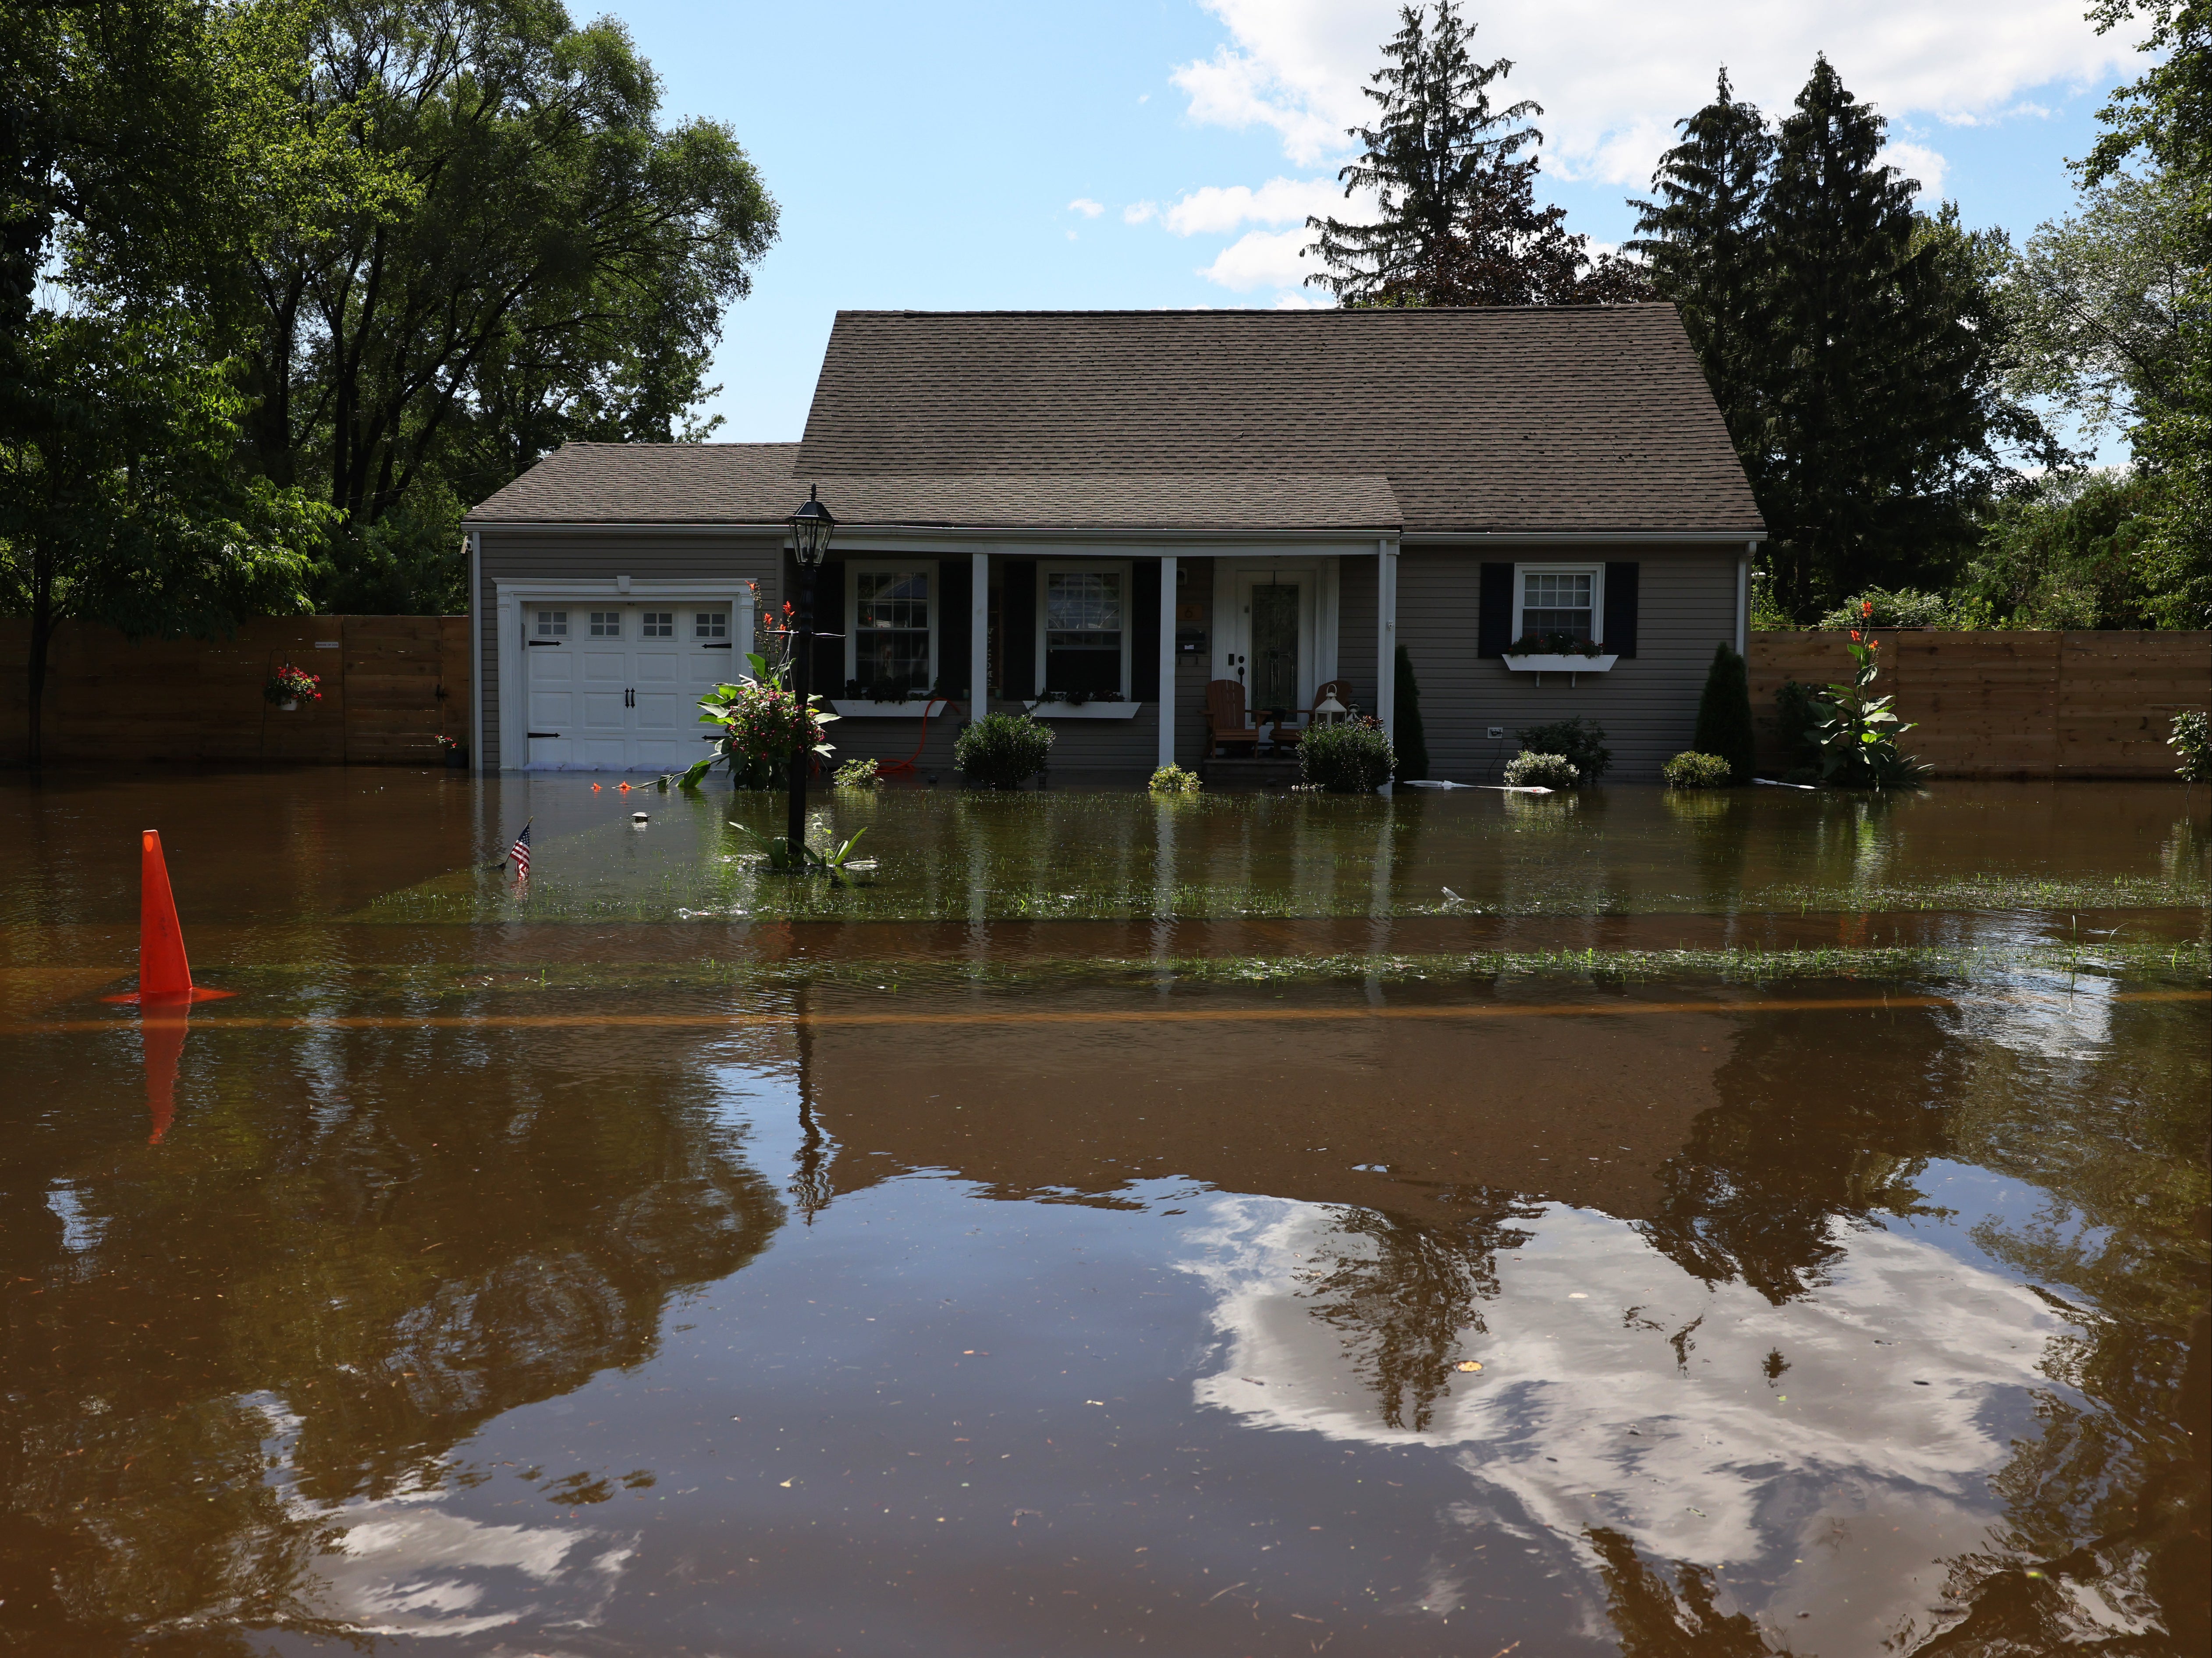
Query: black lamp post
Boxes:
[{"xmin": 785, "ymin": 484, "xmax": 835, "ymax": 852}]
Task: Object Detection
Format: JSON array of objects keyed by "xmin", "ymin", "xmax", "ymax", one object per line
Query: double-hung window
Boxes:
[
  {"xmin": 1513, "ymin": 565, "xmax": 1604, "ymax": 647},
  {"xmin": 848, "ymin": 564, "xmax": 936, "ymax": 697},
  {"xmin": 1039, "ymin": 564, "xmax": 1129, "ymax": 698}
]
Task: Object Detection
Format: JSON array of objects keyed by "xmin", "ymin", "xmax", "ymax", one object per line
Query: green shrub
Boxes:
[
  {"xmin": 955, "ymin": 711, "xmax": 1055, "ymax": 789},
  {"xmin": 1814, "ymin": 587, "xmax": 1956, "ymax": 630},
  {"xmin": 1149, "ymin": 764, "xmax": 1202, "ymax": 794},
  {"xmin": 1803, "ymin": 637, "xmax": 1929, "ymax": 789},
  {"xmin": 833, "ymin": 756, "xmax": 881, "ymax": 788},
  {"xmin": 1504, "ymin": 751, "xmax": 1579, "ymax": 789},
  {"xmin": 1514, "ymin": 716, "xmax": 1609, "ymax": 781},
  {"xmin": 1393, "ymin": 645, "xmax": 1430, "ymax": 780},
  {"xmin": 1662, "ymin": 751, "xmax": 1734, "ymax": 789},
  {"xmin": 2171, "ymin": 711, "xmax": 2208, "ymax": 782},
  {"xmin": 1691, "ymin": 643, "xmax": 1755, "ymax": 782},
  {"xmin": 1300, "ymin": 719, "xmax": 1396, "ymax": 792}
]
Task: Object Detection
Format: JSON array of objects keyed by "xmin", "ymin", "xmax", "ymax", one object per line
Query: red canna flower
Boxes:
[
  {"xmin": 1850, "ymin": 630, "xmax": 1861, "ymax": 642},
  {"xmin": 1862, "ymin": 600, "xmax": 1875, "ymax": 617}
]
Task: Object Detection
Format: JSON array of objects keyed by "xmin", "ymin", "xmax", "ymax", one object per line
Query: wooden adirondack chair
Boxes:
[{"xmin": 1207, "ymin": 679, "xmax": 1260, "ymax": 758}]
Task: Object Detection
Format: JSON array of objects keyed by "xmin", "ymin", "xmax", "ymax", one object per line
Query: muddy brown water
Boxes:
[{"xmin": 0, "ymin": 770, "xmax": 2205, "ymax": 1655}]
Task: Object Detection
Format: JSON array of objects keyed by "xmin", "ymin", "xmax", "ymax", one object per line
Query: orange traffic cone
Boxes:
[{"xmin": 106, "ymin": 831, "xmax": 233, "ymax": 1004}]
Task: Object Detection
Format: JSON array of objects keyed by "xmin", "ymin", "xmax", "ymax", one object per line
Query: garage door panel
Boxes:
[{"xmin": 634, "ymin": 648, "xmax": 678, "ymax": 684}]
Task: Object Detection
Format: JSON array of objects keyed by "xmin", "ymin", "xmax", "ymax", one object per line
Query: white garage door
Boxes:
[{"xmin": 522, "ymin": 604, "xmax": 739, "ymax": 770}]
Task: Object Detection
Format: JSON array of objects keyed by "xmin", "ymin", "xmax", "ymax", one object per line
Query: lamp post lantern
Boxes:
[{"xmin": 785, "ymin": 484, "xmax": 835, "ymax": 852}]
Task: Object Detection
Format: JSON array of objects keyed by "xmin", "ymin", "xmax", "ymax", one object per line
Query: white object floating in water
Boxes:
[
  {"xmin": 1442, "ymin": 886, "xmax": 1464, "ymax": 903},
  {"xmin": 1402, "ymin": 778, "xmax": 1472, "ymax": 789},
  {"xmin": 631, "ymin": 812, "xmax": 650, "ymax": 823},
  {"xmin": 1753, "ymin": 778, "xmax": 1816, "ymax": 791}
]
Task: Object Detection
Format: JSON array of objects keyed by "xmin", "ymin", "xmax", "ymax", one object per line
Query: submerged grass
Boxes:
[{"xmin": 163, "ymin": 936, "xmax": 2211, "ymax": 1005}]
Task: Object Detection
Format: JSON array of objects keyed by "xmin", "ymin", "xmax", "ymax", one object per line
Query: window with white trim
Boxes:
[
  {"xmin": 641, "ymin": 611, "xmax": 674, "ymax": 638},
  {"xmin": 1038, "ymin": 563, "xmax": 1130, "ymax": 699},
  {"xmin": 694, "ymin": 611, "xmax": 728, "ymax": 639},
  {"xmin": 588, "ymin": 610, "xmax": 621, "ymax": 638},
  {"xmin": 1512, "ymin": 564, "xmax": 1605, "ymax": 647},
  {"xmin": 846, "ymin": 563, "xmax": 937, "ymax": 697},
  {"xmin": 534, "ymin": 609, "xmax": 568, "ymax": 637}
]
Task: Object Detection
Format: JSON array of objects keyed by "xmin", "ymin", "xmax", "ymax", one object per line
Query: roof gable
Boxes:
[{"xmin": 794, "ymin": 306, "xmax": 1761, "ymax": 536}]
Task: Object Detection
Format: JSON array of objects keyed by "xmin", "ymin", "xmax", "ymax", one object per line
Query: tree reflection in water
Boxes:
[
  {"xmin": 0, "ymin": 1036, "xmax": 783, "ymax": 1648},
  {"xmin": 1299, "ymin": 1199, "xmax": 1538, "ymax": 1433}
]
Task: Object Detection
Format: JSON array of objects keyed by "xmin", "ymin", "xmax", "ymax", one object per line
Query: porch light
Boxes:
[{"xmin": 788, "ymin": 484, "xmax": 836, "ymax": 566}]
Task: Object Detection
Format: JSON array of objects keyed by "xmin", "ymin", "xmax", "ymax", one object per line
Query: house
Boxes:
[{"xmin": 462, "ymin": 306, "xmax": 1764, "ymax": 781}]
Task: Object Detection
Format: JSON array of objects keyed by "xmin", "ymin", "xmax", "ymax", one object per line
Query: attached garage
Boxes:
[{"xmin": 516, "ymin": 599, "xmax": 742, "ymax": 771}]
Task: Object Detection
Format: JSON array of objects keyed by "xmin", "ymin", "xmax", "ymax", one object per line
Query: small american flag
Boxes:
[{"xmin": 510, "ymin": 821, "xmax": 532, "ymax": 877}]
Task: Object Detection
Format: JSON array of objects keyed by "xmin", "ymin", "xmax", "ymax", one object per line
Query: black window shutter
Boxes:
[
  {"xmin": 1477, "ymin": 563, "xmax": 1514, "ymax": 657},
  {"xmin": 1132, "ymin": 560, "xmax": 1161, "ymax": 701},
  {"xmin": 937, "ymin": 557, "xmax": 969, "ymax": 696},
  {"xmin": 1603, "ymin": 563, "xmax": 1639, "ymax": 658},
  {"xmin": 1000, "ymin": 560, "xmax": 1036, "ymax": 696}
]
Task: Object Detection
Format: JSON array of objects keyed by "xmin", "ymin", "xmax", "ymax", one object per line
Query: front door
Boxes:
[{"xmin": 1219, "ymin": 568, "xmax": 1316, "ymax": 718}]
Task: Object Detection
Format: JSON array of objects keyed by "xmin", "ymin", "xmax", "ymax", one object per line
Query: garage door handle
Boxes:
[
  {"xmin": 528, "ymin": 731, "xmax": 561, "ymax": 738},
  {"xmin": 625, "ymin": 687, "xmax": 635, "ymax": 707},
  {"xmin": 703, "ymin": 641, "xmax": 731, "ymax": 648},
  {"xmin": 526, "ymin": 639, "xmax": 564, "ymax": 646}
]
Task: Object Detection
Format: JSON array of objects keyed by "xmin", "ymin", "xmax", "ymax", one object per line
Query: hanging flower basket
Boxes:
[{"xmin": 265, "ymin": 664, "xmax": 322, "ymax": 710}]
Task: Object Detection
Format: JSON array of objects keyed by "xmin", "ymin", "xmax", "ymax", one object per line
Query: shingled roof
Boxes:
[
  {"xmin": 797, "ymin": 307, "xmax": 1761, "ymax": 537},
  {"xmin": 465, "ymin": 444, "xmax": 1402, "ymax": 532},
  {"xmin": 468, "ymin": 306, "xmax": 1761, "ymax": 537}
]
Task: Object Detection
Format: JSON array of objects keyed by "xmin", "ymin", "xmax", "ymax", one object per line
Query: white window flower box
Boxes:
[
  {"xmin": 1502, "ymin": 653, "xmax": 1618, "ymax": 674},
  {"xmin": 829, "ymin": 698, "xmax": 955, "ymax": 718},
  {"xmin": 1022, "ymin": 699, "xmax": 1143, "ymax": 719}
]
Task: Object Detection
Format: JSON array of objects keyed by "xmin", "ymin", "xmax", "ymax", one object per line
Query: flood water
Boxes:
[{"xmin": 0, "ymin": 771, "xmax": 2205, "ymax": 1656}]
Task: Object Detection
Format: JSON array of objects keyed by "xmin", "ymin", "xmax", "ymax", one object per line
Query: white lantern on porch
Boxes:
[{"xmin": 1313, "ymin": 690, "xmax": 1349, "ymax": 726}]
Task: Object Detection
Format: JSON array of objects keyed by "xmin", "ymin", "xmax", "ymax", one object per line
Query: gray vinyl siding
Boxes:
[
  {"xmin": 1338, "ymin": 554, "xmax": 1379, "ymax": 714},
  {"xmin": 1397, "ymin": 543, "xmax": 1738, "ymax": 783},
  {"xmin": 474, "ymin": 529, "xmax": 784, "ymax": 769}
]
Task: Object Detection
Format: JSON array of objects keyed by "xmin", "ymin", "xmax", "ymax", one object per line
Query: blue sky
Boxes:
[{"xmin": 596, "ymin": 0, "xmax": 2148, "ymax": 448}]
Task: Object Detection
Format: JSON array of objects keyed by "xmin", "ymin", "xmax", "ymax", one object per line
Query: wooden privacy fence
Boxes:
[
  {"xmin": 0, "ymin": 616, "xmax": 469, "ymax": 767},
  {"xmin": 1748, "ymin": 630, "xmax": 2210, "ymax": 779}
]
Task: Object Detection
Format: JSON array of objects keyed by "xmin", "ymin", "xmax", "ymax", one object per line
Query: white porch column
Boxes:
[
  {"xmin": 1375, "ymin": 539, "xmax": 1399, "ymax": 735},
  {"xmin": 1157, "ymin": 554, "xmax": 1177, "ymax": 770},
  {"xmin": 970, "ymin": 551, "xmax": 990, "ymax": 717}
]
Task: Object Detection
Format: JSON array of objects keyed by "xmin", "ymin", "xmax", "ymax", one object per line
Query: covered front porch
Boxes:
[{"xmin": 812, "ymin": 543, "xmax": 1401, "ymax": 779}]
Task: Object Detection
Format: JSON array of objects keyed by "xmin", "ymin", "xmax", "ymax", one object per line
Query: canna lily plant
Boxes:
[{"xmin": 1804, "ymin": 616, "xmax": 1929, "ymax": 789}]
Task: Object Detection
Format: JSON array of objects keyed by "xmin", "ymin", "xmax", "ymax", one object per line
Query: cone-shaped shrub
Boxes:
[
  {"xmin": 1692, "ymin": 643, "xmax": 1756, "ymax": 782},
  {"xmin": 1393, "ymin": 645, "xmax": 1431, "ymax": 780}
]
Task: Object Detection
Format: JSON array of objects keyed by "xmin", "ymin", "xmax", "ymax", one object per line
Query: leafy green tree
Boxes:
[
  {"xmin": 0, "ymin": 315, "xmax": 327, "ymax": 764},
  {"xmin": 2081, "ymin": 1, "xmax": 2211, "ymax": 626},
  {"xmin": 1629, "ymin": 69, "xmax": 1775, "ymax": 471},
  {"xmin": 1757, "ymin": 60, "xmax": 2053, "ymax": 614},
  {"xmin": 2001, "ymin": 169, "xmax": 2197, "ymax": 444},
  {"xmin": 1959, "ymin": 469, "xmax": 2168, "ymax": 628},
  {"xmin": 51, "ymin": 0, "xmax": 780, "ymax": 614},
  {"xmin": 1303, "ymin": 1, "xmax": 1643, "ymax": 307}
]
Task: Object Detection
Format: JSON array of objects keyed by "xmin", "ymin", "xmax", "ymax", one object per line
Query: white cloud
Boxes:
[
  {"xmin": 1067, "ymin": 197, "xmax": 1104, "ymax": 217},
  {"xmin": 1881, "ymin": 140, "xmax": 1951, "ymax": 199},
  {"xmin": 1197, "ymin": 226, "xmax": 1322, "ymax": 292},
  {"xmin": 1123, "ymin": 200, "xmax": 1158, "ymax": 224},
  {"xmin": 1160, "ymin": 175, "xmax": 1347, "ymax": 235},
  {"xmin": 1174, "ymin": 0, "xmax": 2146, "ymax": 187}
]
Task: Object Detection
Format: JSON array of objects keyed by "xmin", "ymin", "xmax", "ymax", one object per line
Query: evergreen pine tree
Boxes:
[
  {"xmin": 1304, "ymin": 2, "xmax": 1644, "ymax": 305},
  {"xmin": 1393, "ymin": 644, "xmax": 1431, "ymax": 780},
  {"xmin": 1691, "ymin": 642, "xmax": 1756, "ymax": 782},
  {"xmin": 1628, "ymin": 70, "xmax": 1775, "ymax": 472}
]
